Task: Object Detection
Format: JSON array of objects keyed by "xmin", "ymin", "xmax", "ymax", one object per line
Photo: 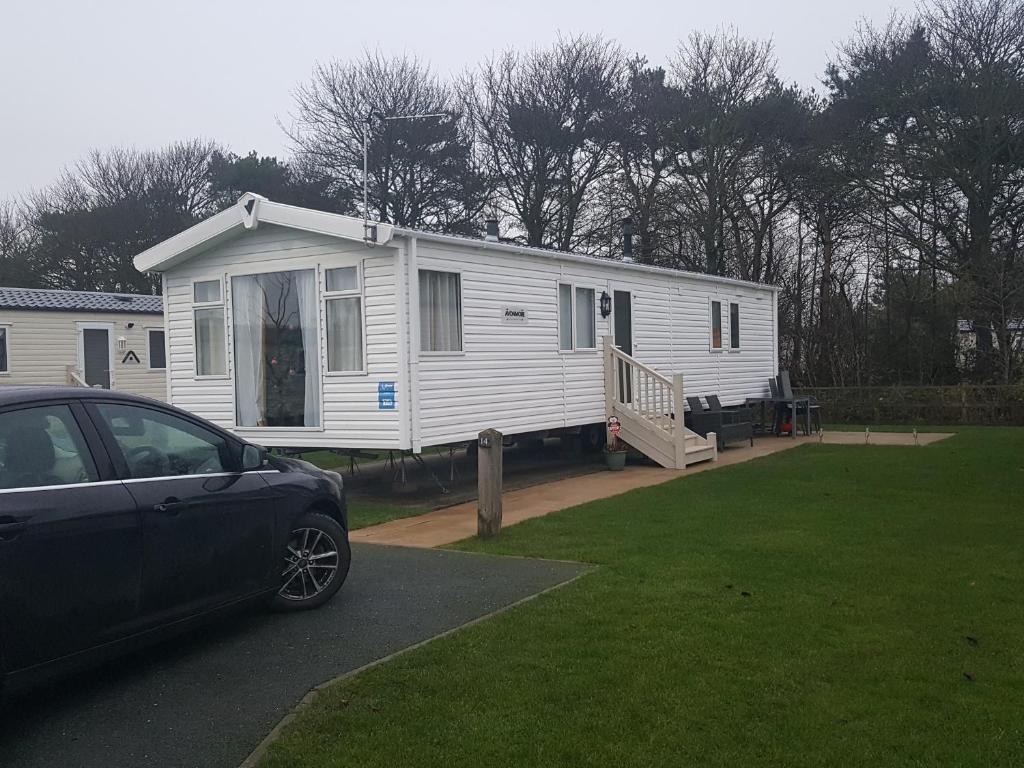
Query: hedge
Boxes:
[{"xmin": 794, "ymin": 385, "xmax": 1024, "ymax": 426}]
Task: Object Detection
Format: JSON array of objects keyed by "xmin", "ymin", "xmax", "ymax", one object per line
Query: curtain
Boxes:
[
  {"xmin": 232, "ymin": 275, "xmax": 266, "ymax": 427},
  {"xmin": 575, "ymin": 287, "xmax": 596, "ymax": 348},
  {"xmin": 419, "ymin": 270, "xmax": 462, "ymax": 352},
  {"xmin": 558, "ymin": 284, "xmax": 573, "ymax": 350},
  {"xmin": 295, "ymin": 270, "xmax": 321, "ymax": 427},
  {"xmin": 195, "ymin": 308, "xmax": 226, "ymax": 376},
  {"xmin": 327, "ymin": 298, "xmax": 363, "ymax": 371}
]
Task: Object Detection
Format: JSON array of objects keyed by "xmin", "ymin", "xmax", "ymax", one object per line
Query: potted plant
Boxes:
[{"xmin": 604, "ymin": 432, "xmax": 628, "ymax": 471}]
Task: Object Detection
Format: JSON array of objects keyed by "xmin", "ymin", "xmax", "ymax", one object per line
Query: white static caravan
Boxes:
[{"xmin": 134, "ymin": 194, "xmax": 779, "ymax": 469}]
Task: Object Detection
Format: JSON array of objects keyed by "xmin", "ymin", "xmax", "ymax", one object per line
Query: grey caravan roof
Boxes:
[{"xmin": 0, "ymin": 287, "xmax": 163, "ymax": 315}]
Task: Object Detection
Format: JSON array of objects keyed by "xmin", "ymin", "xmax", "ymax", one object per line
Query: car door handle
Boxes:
[
  {"xmin": 152, "ymin": 498, "xmax": 191, "ymax": 515},
  {"xmin": 0, "ymin": 521, "xmax": 28, "ymax": 541}
]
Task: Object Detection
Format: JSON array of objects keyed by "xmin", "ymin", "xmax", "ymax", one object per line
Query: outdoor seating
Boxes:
[
  {"xmin": 686, "ymin": 394, "xmax": 754, "ymax": 451},
  {"xmin": 774, "ymin": 371, "xmax": 822, "ymax": 436}
]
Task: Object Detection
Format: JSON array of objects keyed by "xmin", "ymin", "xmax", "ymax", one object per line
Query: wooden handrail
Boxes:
[{"xmin": 66, "ymin": 365, "xmax": 88, "ymax": 387}]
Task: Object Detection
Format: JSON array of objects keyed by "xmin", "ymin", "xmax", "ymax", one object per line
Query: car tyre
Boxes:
[{"xmin": 269, "ymin": 512, "xmax": 351, "ymax": 612}]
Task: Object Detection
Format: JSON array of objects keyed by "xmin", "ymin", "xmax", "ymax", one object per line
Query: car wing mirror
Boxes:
[{"xmin": 242, "ymin": 444, "xmax": 268, "ymax": 472}]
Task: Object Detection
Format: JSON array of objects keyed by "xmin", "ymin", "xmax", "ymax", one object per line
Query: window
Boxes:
[
  {"xmin": 193, "ymin": 279, "xmax": 226, "ymax": 376},
  {"xmin": 325, "ymin": 266, "xmax": 364, "ymax": 373},
  {"xmin": 95, "ymin": 402, "xmax": 233, "ymax": 479},
  {"xmin": 0, "ymin": 327, "xmax": 7, "ymax": 373},
  {"xmin": 729, "ymin": 302, "xmax": 740, "ymax": 350},
  {"xmin": 148, "ymin": 329, "xmax": 166, "ymax": 370},
  {"xmin": 575, "ymin": 287, "xmax": 596, "ymax": 349},
  {"xmin": 710, "ymin": 300, "xmax": 723, "ymax": 350},
  {"xmin": 0, "ymin": 405, "xmax": 98, "ymax": 490},
  {"xmin": 558, "ymin": 284, "xmax": 596, "ymax": 351},
  {"xmin": 419, "ymin": 270, "xmax": 462, "ymax": 352},
  {"xmin": 558, "ymin": 284, "xmax": 574, "ymax": 351},
  {"xmin": 231, "ymin": 269, "xmax": 321, "ymax": 428}
]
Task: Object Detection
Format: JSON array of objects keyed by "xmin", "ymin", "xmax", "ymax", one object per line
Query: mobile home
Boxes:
[
  {"xmin": 134, "ymin": 194, "xmax": 779, "ymax": 468},
  {"xmin": 0, "ymin": 287, "xmax": 166, "ymax": 400}
]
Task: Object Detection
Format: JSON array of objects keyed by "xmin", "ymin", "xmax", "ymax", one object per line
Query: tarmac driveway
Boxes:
[{"xmin": 1, "ymin": 544, "xmax": 587, "ymax": 768}]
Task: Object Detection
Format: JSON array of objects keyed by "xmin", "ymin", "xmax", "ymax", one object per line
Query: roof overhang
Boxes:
[{"xmin": 133, "ymin": 193, "xmax": 395, "ymax": 273}]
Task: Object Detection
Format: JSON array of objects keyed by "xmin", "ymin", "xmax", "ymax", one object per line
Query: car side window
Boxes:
[
  {"xmin": 94, "ymin": 403, "xmax": 236, "ymax": 480},
  {"xmin": 0, "ymin": 405, "xmax": 99, "ymax": 490}
]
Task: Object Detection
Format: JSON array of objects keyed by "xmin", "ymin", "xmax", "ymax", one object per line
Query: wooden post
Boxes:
[
  {"xmin": 602, "ymin": 335, "xmax": 615, "ymax": 446},
  {"xmin": 673, "ymin": 372, "xmax": 686, "ymax": 469},
  {"xmin": 707, "ymin": 432, "xmax": 718, "ymax": 462},
  {"xmin": 477, "ymin": 428, "xmax": 503, "ymax": 539}
]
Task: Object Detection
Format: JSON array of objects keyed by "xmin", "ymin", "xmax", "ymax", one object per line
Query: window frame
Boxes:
[
  {"xmin": 146, "ymin": 327, "xmax": 167, "ymax": 371},
  {"xmin": 709, "ymin": 298, "xmax": 724, "ymax": 352},
  {"xmin": 0, "ymin": 402, "xmax": 103, "ymax": 492},
  {"xmin": 418, "ymin": 268, "xmax": 465, "ymax": 356},
  {"xmin": 557, "ymin": 281, "xmax": 599, "ymax": 354},
  {"xmin": 191, "ymin": 276, "xmax": 228, "ymax": 379},
  {"xmin": 0, "ymin": 325, "xmax": 9, "ymax": 375},
  {"xmin": 87, "ymin": 400, "xmax": 243, "ymax": 481},
  {"xmin": 323, "ymin": 263, "xmax": 367, "ymax": 376},
  {"xmin": 728, "ymin": 301, "xmax": 741, "ymax": 352}
]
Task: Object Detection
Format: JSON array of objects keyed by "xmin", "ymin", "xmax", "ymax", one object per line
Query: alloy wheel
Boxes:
[{"xmin": 279, "ymin": 527, "xmax": 340, "ymax": 601}]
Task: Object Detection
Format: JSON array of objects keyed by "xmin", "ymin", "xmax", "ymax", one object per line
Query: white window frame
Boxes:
[
  {"xmin": 0, "ymin": 325, "xmax": 9, "ymax": 375},
  {"xmin": 709, "ymin": 298, "xmax": 724, "ymax": 353},
  {"xmin": 146, "ymin": 327, "xmax": 167, "ymax": 371},
  {"xmin": 418, "ymin": 268, "xmax": 465, "ymax": 356},
  {"xmin": 191, "ymin": 276, "xmax": 228, "ymax": 379},
  {"xmin": 558, "ymin": 282, "xmax": 598, "ymax": 353},
  {"xmin": 728, "ymin": 301, "xmax": 741, "ymax": 352},
  {"xmin": 323, "ymin": 262, "xmax": 367, "ymax": 376}
]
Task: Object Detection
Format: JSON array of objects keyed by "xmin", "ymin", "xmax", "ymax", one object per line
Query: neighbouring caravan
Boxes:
[
  {"xmin": 134, "ymin": 194, "xmax": 779, "ymax": 468},
  {"xmin": 0, "ymin": 287, "xmax": 166, "ymax": 401}
]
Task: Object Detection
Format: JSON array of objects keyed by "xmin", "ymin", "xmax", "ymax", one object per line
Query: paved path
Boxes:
[
  {"xmin": 0, "ymin": 545, "xmax": 587, "ymax": 768},
  {"xmin": 352, "ymin": 432, "xmax": 954, "ymax": 548}
]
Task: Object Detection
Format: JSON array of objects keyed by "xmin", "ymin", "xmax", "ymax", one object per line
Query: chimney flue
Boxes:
[
  {"xmin": 485, "ymin": 218, "xmax": 499, "ymax": 242},
  {"xmin": 622, "ymin": 217, "xmax": 634, "ymax": 263}
]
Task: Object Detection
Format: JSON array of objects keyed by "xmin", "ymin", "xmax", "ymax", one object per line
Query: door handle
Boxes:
[
  {"xmin": 152, "ymin": 498, "xmax": 190, "ymax": 515},
  {"xmin": 0, "ymin": 521, "xmax": 28, "ymax": 541}
]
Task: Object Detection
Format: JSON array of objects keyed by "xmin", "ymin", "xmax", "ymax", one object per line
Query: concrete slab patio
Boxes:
[{"xmin": 351, "ymin": 432, "xmax": 954, "ymax": 549}]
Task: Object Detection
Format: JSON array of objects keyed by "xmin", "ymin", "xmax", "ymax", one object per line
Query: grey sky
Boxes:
[{"xmin": 1, "ymin": 0, "xmax": 916, "ymax": 199}]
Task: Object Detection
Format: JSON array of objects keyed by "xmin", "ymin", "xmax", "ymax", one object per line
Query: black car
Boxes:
[{"xmin": 0, "ymin": 387, "xmax": 350, "ymax": 695}]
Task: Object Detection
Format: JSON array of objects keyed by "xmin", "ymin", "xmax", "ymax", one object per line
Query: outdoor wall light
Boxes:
[{"xmin": 600, "ymin": 291, "xmax": 612, "ymax": 318}]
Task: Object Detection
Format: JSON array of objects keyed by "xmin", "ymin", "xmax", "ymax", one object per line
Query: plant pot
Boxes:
[{"xmin": 604, "ymin": 449, "xmax": 627, "ymax": 471}]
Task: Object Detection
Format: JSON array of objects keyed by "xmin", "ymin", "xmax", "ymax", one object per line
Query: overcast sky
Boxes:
[{"xmin": 1, "ymin": 0, "xmax": 917, "ymax": 199}]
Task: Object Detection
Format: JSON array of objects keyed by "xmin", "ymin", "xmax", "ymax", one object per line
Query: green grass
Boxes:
[
  {"xmin": 263, "ymin": 427, "xmax": 1024, "ymax": 767},
  {"xmin": 347, "ymin": 501, "xmax": 427, "ymax": 531}
]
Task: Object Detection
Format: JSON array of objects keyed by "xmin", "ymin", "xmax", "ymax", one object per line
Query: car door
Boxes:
[
  {"xmin": 86, "ymin": 401, "xmax": 279, "ymax": 625},
  {"xmin": 0, "ymin": 401, "xmax": 141, "ymax": 674}
]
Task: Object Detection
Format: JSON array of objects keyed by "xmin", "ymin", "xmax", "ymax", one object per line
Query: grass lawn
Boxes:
[
  {"xmin": 263, "ymin": 427, "xmax": 1024, "ymax": 767},
  {"xmin": 347, "ymin": 500, "xmax": 428, "ymax": 531}
]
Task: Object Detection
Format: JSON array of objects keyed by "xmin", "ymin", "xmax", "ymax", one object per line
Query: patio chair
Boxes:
[
  {"xmin": 776, "ymin": 371, "xmax": 821, "ymax": 436},
  {"xmin": 706, "ymin": 394, "xmax": 755, "ymax": 424},
  {"xmin": 687, "ymin": 393, "xmax": 754, "ymax": 451}
]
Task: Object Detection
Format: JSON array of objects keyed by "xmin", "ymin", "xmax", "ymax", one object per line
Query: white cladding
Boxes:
[{"xmin": 157, "ymin": 222, "xmax": 777, "ymax": 451}]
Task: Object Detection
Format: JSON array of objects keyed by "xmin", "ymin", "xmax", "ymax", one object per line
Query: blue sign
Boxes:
[{"xmin": 378, "ymin": 381, "xmax": 396, "ymax": 410}]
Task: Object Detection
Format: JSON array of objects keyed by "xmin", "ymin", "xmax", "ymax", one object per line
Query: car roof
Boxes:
[{"xmin": 0, "ymin": 386, "xmax": 164, "ymax": 409}]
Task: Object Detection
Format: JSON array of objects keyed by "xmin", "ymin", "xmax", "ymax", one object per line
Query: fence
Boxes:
[{"xmin": 795, "ymin": 385, "xmax": 1024, "ymax": 426}]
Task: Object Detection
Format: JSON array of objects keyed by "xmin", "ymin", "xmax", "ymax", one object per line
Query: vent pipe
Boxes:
[
  {"xmin": 484, "ymin": 218, "xmax": 499, "ymax": 242},
  {"xmin": 622, "ymin": 217, "xmax": 634, "ymax": 263}
]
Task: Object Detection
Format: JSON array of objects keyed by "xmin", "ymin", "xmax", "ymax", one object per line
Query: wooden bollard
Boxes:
[{"xmin": 477, "ymin": 428, "xmax": 503, "ymax": 539}]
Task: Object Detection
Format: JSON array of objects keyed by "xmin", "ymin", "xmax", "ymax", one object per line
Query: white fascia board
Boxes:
[
  {"xmin": 257, "ymin": 201, "xmax": 395, "ymax": 245},
  {"xmin": 133, "ymin": 205, "xmax": 245, "ymax": 273},
  {"xmin": 392, "ymin": 228, "xmax": 780, "ymax": 293},
  {"xmin": 134, "ymin": 193, "xmax": 395, "ymax": 274}
]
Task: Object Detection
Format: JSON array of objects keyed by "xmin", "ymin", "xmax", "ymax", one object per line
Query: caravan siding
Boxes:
[
  {"xmin": 0, "ymin": 309, "xmax": 166, "ymax": 400},
  {"xmin": 413, "ymin": 240, "xmax": 777, "ymax": 447},
  {"xmin": 163, "ymin": 224, "xmax": 406, "ymax": 449}
]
